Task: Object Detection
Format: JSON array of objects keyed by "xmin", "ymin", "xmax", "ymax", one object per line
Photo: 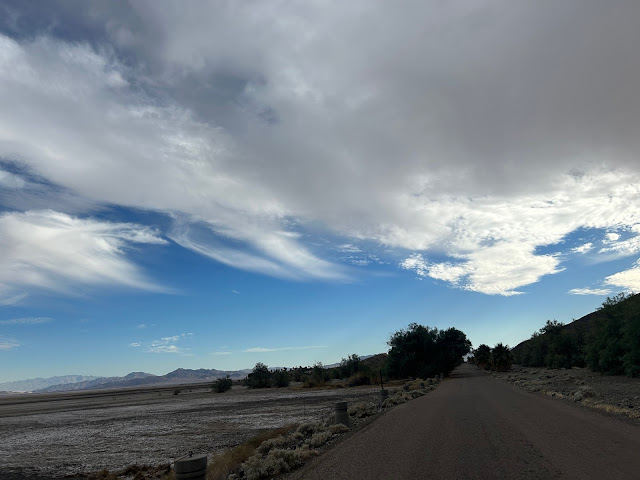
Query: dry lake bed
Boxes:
[{"xmin": 0, "ymin": 382, "xmax": 381, "ymax": 479}]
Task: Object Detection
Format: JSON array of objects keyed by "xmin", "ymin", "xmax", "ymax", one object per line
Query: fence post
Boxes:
[
  {"xmin": 334, "ymin": 401, "xmax": 350, "ymax": 427},
  {"xmin": 379, "ymin": 389, "xmax": 389, "ymax": 406},
  {"xmin": 174, "ymin": 454, "xmax": 207, "ymax": 480}
]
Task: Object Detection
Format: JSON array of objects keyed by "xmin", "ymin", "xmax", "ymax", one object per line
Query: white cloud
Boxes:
[
  {"xmin": 128, "ymin": 342, "xmax": 142, "ymax": 347},
  {"xmin": 144, "ymin": 333, "xmax": 192, "ymax": 354},
  {"xmin": 572, "ymin": 243, "xmax": 593, "ymax": 254},
  {"xmin": 2, "ymin": 2, "xmax": 640, "ymax": 295},
  {"xmin": 0, "ymin": 336, "xmax": 20, "ymax": 350},
  {"xmin": 0, "ymin": 317, "xmax": 52, "ymax": 325},
  {"xmin": 212, "ymin": 351, "xmax": 232, "ymax": 355},
  {"xmin": 337, "ymin": 244, "xmax": 361, "ymax": 253},
  {"xmin": 604, "ymin": 232, "xmax": 621, "ymax": 242},
  {"xmin": 400, "ymin": 254, "xmax": 428, "ymax": 278},
  {"xmin": 402, "ymin": 245, "xmax": 563, "ymax": 296},
  {"xmin": 605, "ymin": 261, "xmax": 640, "ymax": 292},
  {"xmin": 0, "ymin": 210, "xmax": 167, "ymax": 302},
  {"xmin": 568, "ymin": 288, "xmax": 612, "ymax": 296},
  {"xmin": 243, "ymin": 345, "xmax": 326, "ymax": 353},
  {"xmin": 0, "ymin": 169, "xmax": 26, "ymax": 189},
  {"xmin": 599, "ymin": 233, "xmax": 640, "ymax": 257}
]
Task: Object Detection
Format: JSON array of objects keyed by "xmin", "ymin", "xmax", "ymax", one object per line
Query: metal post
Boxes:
[
  {"xmin": 174, "ymin": 454, "xmax": 207, "ymax": 480},
  {"xmin": 334, "ymin": 401, "xmax": 350, "ymax": 427}
]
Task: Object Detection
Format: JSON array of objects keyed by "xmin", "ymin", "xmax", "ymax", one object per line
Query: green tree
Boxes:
[
  {"xmin": 339, "ymin": 354, "xmax": 361, "ymax": 378},
  {"xmin": 213, "ymin": 375, "xmax": 233, "ymax": 393},
  {"xmin": 437, "ymin": 327, "xmax": 473, "ymax": 374},
  {"xmin": 246, "ymin": 362, "xmax": 271, "ymax": 388},
  {"xmin": 490, "ymin": 343, "xmax": 513, "ymax": 372},
  {"xmin": 587, "ymin": 293, "xmax": 638, "ymax": 376},
  {"xmin": 474, "ymin": 344, "xmax": 491, "ymax": 369},
  {"xmin": 386, "ymin": 323, "xmax": 471, "ymax": 378},
  {"xmin": 272, "ymin": 368, "xmax": 290, "ymax": 388}
]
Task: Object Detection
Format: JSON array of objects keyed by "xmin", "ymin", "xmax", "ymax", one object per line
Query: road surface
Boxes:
[{"xmin": 287, "ymin": 363, "xmax": 640, "ymax": 479}]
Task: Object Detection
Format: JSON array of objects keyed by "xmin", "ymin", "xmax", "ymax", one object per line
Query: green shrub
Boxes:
[
  {"xmin": 490, "ymin": 343, "xmax": 513, "ymax": 372},
  {"xmin": 214, "ymin": 375, "xmax": 233, "ymax": 393},
  {"xmin": 347, "ymin": 371, "xmax": 372, "ymax": 387},
  {"xmin": 272, "ymin": 369, "xmax": 290, "ymax": 388},
  {"xmin": 246, "ymin": 362, "xmax": 271, "ymax": 389}
]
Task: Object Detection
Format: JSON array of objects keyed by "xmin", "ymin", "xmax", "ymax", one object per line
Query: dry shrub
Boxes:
[
  {"xmin": 241, "ymin": 448, "xmax": 303, "ymax": 480},
  {"xmin": 583, "ymin": 400, "xmax": 640, "ymax": 420},
  {"xmin": 347, "ymin": 371, "xmax": 372, "ymax": 387},
  {"xmin": 347, "ymin": 401, "xmax": 377, "ymax": 418},
  {"xmin": 207, "ymin": 425, "xmax": 295, "ymax": 480},
  {"xmin": 306, "ymin": 431, "xmax": 332, "ymax": 448},
  {"xmin": 296, "ymin": 422, "xmax": 324, "ymax": 436},
  {"xmin": 328, "ymin": 423, "xmax": 349, "ymax": 435}
]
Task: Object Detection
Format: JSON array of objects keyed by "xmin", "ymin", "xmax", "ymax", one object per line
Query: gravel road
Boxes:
[{"xmin": 286, "ymin": 363, "xmax": 640, "ymax": 480}]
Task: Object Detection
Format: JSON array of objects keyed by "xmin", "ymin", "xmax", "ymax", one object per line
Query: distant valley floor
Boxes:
[{"xmin": 0, "ymin": 382, "xmax": 380, "ymax": 479}]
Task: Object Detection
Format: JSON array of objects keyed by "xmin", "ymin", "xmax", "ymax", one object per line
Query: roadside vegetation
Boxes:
[
  {"xmin": 243, "ymin": 323, "xmax": 472, "ymax": 390},
  {"xmin": 468, "ymin": 343, "xmax": 514, "ymax": 372},
  {"xmin": 513, "ymin": 293, "xmax": 640, "ymax": 377},
  {"xmin": 213, "ymin": 375, "xmax": 233, "ymax": 393},
  {"xmin": 208, "ymin": 378, "xmax": 438, "ymax": 480}
]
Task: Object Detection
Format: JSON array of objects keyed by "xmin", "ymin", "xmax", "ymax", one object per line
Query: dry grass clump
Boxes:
[
  {"xmin": 328, "ymin": 423, "xmax": 350, "ymax": 435},
  {"xmin": 381, "ymin": 383, "xmax": 435, "ymax": 408},
  {"xmin": 583, "ymin": 401, "xmax": 640, "ymax": 420},
  {"xmin": 239, "ymin": 448, "xmax": 304, "ymax": 480},
  {"xmin": 226, "ymin": 421, "xmax": 344, "ymax": 480},
  {"xmin": 207, "ymin": 425, "xmax": 296, "ymax": 480},
  {"xmin": 348, "ymin": 401, "xmax": 377, "ymax": 418},
  {"xmin": 307, "ymin": 430, "xmax": 333, "ymax": 448}
]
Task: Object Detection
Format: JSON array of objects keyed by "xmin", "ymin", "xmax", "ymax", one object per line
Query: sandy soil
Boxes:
[
  {"xmin": 0, "ymin": 382, "xmax": 382, "ymax": 479},
  {"xmin": 491, "ymin": 365, "xmax": 640, "ymax": 422}
]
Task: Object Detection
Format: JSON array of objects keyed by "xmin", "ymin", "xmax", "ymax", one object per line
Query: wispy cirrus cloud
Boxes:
[
  {"xmin": 129, "ymin": 333, "xmax": 193, "ymax": 354},
  {"xmin": 0, "ymin": 336, "xmax": 20, "ymax": 350},
  {"xmin": 568, "ymin": 288, "xmax": 612, "ymax": 296},
  {"xmin": 243, "ymin": 345, "xmax": 326, "ymax": 353},
  {"xmin": 0, "ymin": 210, "xmax": 168, "ymax": 303},
  {"xmin": 0, "ymin": 317, "xmax": 52, "ymax": 326}
]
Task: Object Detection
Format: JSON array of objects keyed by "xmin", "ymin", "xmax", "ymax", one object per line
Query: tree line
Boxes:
[
  {"xmin": 226, "ymin": 323, "xmax": 473, "ymax": 391},
  {"xmin": 513, "ymin": 293, "xmax": 639, "ymax": 377}
]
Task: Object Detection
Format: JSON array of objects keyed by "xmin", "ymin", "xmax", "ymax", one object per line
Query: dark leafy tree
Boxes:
[
  {"xmin": 474, "ymin": 344, "xmax": 491, "ymax": 369},
  {"xmin": 587, "ymin": 293, "xmax": 637, "ymax": 375},
  {"xmin": 339, "ymin": 354, "xmax": 361, "ymax": 379},
  {"xmin": 272, "ymin": 368, "xmax": 290, "ymax": 388},
  {"xmin": 246, "ymin": 362, "xmax": 271, "ymax": 389},
  {"xmin": 213, "ymin": 375, "xmax": 233, "ymax": 393},
  {"xmin": 490, "ymin": 343, "xmax": 513, "ymax": 372},
  {"xmin": 386, "ymin": 323, "xmax": 471, "ymax": 379}
]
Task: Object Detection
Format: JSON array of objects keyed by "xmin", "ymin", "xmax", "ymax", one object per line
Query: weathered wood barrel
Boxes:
[{"xmin": 174, "ymin": 454, "xmax": 207, "ymax": 480}]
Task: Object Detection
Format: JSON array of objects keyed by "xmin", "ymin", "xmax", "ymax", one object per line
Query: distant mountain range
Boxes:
[
  {"xmin": 0, "ymin": 368, "xmax": 252, "ymax": 394},
  {"xmin": 2, "ymin": 354, "xmax": 384, "ymax": 394},
  {"xmin": 0, "ymin": 375, "xmax": 100, "ymax": 393}
]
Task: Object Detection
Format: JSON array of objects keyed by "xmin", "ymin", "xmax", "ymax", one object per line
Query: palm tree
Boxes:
[{"xmin": 491, "ymin": 343, "xmax": 514, "ymax": 372}]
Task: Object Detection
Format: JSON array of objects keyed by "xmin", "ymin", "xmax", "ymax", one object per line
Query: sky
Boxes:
[{"xmin": 1, "ymin": 1, "xmax": 639, "ymax": 383}]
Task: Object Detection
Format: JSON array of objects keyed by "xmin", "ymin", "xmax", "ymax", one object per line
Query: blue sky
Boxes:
[{"xmin": 1, "ymin": 1, "xmax": 640, "ymax": 383}]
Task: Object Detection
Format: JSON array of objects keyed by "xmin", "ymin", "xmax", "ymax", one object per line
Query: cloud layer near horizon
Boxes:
[{"xmin": 1, "ymin": 1, "xmax": 640, "ymax": 296}]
